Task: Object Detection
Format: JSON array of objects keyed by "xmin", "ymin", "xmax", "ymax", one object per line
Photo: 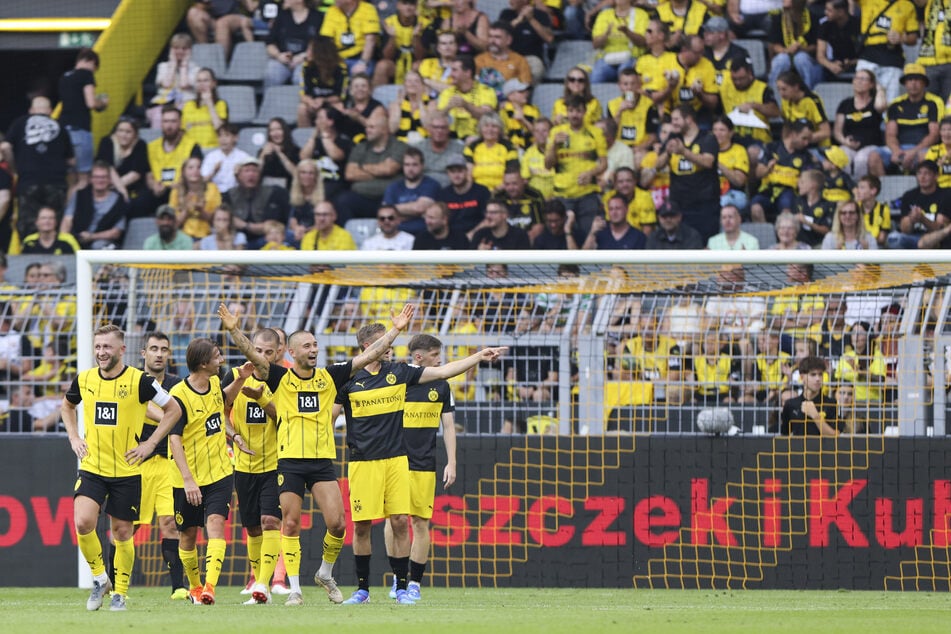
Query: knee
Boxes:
[
  {"xmin": 262, "ymin": 515, "xmax": 281, "ymax": 531},
  {"xmin": 389, "ymin": 514, "xmax": 409, "ymax": 536},
  {"xmin": 112, "ymin": 523, "xmax": 134, "ymax": 541},
  {"xmin": 326, "ymin": 512, "xmax": 346, "ymax": 536},
  {"xmin": 354, "ymin": 521, "xmax": 372, "ymax": 538},
  {"xmin": 282, "ymin": 514, "xmax": 301, "ymax": 535}
]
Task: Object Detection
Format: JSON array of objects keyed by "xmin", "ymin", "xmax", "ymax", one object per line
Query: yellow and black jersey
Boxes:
[
  {"xmin": 823, "ymin": 171, "xmax": 856, "ymax": 203},
  {"xmin": 300, "ymin": 61, "xmax": 349, "ymax": 101},
  {"xmin": 760, "ymin": 141, "xmax": 818, "ymax": 190},
  {"xmin": 547, "ymin": 123, "xmax": 607, "ymax": 199},
  {"xmin": 504, "ymin": 185, "xmax": 546, "ymax": 231},
  {"xmin": 692, "ymin": 353, "xmax": 732, "ymax": 396},
  {"xmin": 395, "ymin": 96, "xmax": 431, "ymax": 142},
  {"xmin": 464, "ymin": 138, "xmax": 519, "ymax": 191},
  {"xmin": 320, "ymin": 1, "xmax": 382, "ymax": 59},
  {"xmin": 271, "ymin": 361, "xmax": 353, "ymax": 461},
  {"xmin": 418, "ymin": 56, "xmax": 452, "ymax": 88},
  {"xmin": 794, "ymin": 196, "xmax": 835, "ymax": 246},
  {"xmin": 925, "ymin": 142, "xmax": 951, "ymax": 188},
  {"xmin": 636, "ymin": 50, "xmax": 680, "ymax": 95},
  {"xmin": 622, "ymin": 334, "xmax": 682, "ymax": 379},
  {"xmin": 671, "ymin": 56, "xmax": 718, "ymax": 113},
  {"xmin": 607, "ymin": 96, "xmax": 659, "ymax": 148},
  {"xmin": 147, "ymin": 134, "xmax": 201, "ymax": 185},
  {"xmin": 337, "ymin": 361, "xmax": 426, "ymax": 462},
  {"xmin": 383, "ymin": 14, "xmax": 429, "ymax": 84},
  {"xmin": 782, "ymin": 92, "xmax": 830, "ymax": 146},
  {"xmin": 601, "ymin": 187, "xmax": 657, "ymax": 229},
  {"xmin": 859, "ymin": 0, "xmax": 918, "ymax": 66},
  {"xmin": 887, "ymin": 93, "xmax": 945, "ymax": 147},
  {"xmin": 168, "ymin": 376, "xmax": 231, "ymax": 487},
  {"xmin": 717, "ymin": 142, "xmax": 749, "ymax": 194},
  {"xmin": 139, "ymin": 373, "xmax": 182, "ymax": 462},
  {"xmin": 719, "ymin": 76, "xmax": 775, "ymax": 143},
  {"xmin": 64, "ymin": 366, "xmax": 169, "ymax": 478},
  {"xmin": 863, "ymin": 201, "xmax": 892, "ymax": 237},
  {"xmin": 754, "ymin": 352, "xmax": 792, "ymax": 391},
  {"xmin": 656, "ymin": 0, "xmax": 709, "ymax": 36},
  {"xmin": 918, "ymin": 0, "xmax": 951, "ymax": 66},
  {"xmin": 224, "ymin": 363, "xmax": 282, "ymax": 474},
  {"xmin": 402, "ymin": 379, "xmax": 454, "ymax": 472},
  {"xmin": 436, "ymin": 82, "xmax": 498, "ymax": 139},
  {"xmin": 500, "ymin": 101, "xmax": 540, "ymax": 151},
  {"xmin": 520, "ymin": 144, "xmax": 554, "ymax": 199},
  {"xmin": 551, "ymin": 96, "xmax": 603, "ymax": 127}
]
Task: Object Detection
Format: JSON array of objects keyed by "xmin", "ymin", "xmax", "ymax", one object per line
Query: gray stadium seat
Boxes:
[
  {"xmin": 237, "ymin": 126, "xmax": 268, "ymax": 156},
  {"xmin": 532, "ymin": 83, "xmax": 563, "ymax": 120},
  {"xmin": 292, "ymin": 127, "xmax": 314, "ymax": 148},
  {"xmin": 138, "ymin": 127, "xmax": 161, "ymax": 143},
  {"xmin": 591, "ymin": 83, "xmax": 617, "ymax": 116},
  {"xmin": 122, "ymin": 217, "xmax": 157, "ymax": 250},
  {"xmin": 733, "ymin": 39, "xmax": 768, "ymax": 80},
  {"xmin": 878, "ymin": 175, "xmax": 917, "ymax": 205},
  {"xmin": 191, "ymin": 43, "xmax": 227, "ymax": 78},
  {"xmin": 344, "ymin": 218, "xmax": 379, "ymax": 249},
  {"xmin": 741, "ymin": 222, "xmax": 777, "ymax": 249},
  {"xmin": 218, "ymin": 85, "xmax": 256, "ymax": 124},
  {"xmin": 478, "ymin": 0, "xmax": 510, "ymax": 21},
  {"xmin": 372, "ymin": 84, "xmax": 401, "ymax": 108},
  {"xmin": 813, "ymin": 82, "xmax": 852, "ymax": 120},
  {"xmin": 253, "ymin": 85, "xmax": 300, "ymax": 125},
  {"xmin": 546, "ymin": 40, "xmax": 596, "ymax": 81},
  {"xmin": 222, "ymin": 41, "xmax": 267, "ymax": 83}
]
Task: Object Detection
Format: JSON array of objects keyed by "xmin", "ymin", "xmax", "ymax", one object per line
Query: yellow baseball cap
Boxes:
[{"xmin": 823, "ymin": 146, "xmax": 850, "ymax": 170}]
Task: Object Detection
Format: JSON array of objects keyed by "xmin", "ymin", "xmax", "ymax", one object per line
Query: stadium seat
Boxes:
[
  {"xmin": 237, "ymin": 126, "xmax": 268, "ymax": 155},
  {"xmin": 292, "ymin": 127, "xmax": 314, "ymax": 149},
  {"xmin": 733, "ymin": 39, "xmax": 768, "ymax": 79},
  {"xmin": 904, "ymin": 42, "xmax": 920, "ymax": 63},
  {"xmin": 741, "ymin": 222, "xmax": 777, "ymax": 249},
  {"xmin": 878, "ymin": 175, "xmax": 916, "ymax": 205},
  {"xmin": 138, "ymin": 127, "xmax": 162, "ymax": 143},
  {"xmin": 191, "ymin": 43, "xmax": 227, "ymax": 78},
  {"xmin": 218, "ymin": 85, "xmax": 256, "ymax": 124},
  {"xmin": 546, "ymin": 40, "xmax": 596, "ymax": 81},
  {"xmin": 122, "ymin": 217, "xmax": 157, "ymax": 250},
  {"xmin": 372, "ymin": 84, "xmax": 401, "ymax": 108},
  {"xmin": 344, "ymin": 218, "xmax": 379, "ymax": 249},
  {"xmin": 590, "ymin": 83, "xmax": 617, "ymax": 116},
  {"xmin": 253, "ymin": 85, "xmax": 300, "ymax": 125},
  {"xmin": 813, "ymin": 82, "xmax": 852, "ymax": 120},
  {"xmin": 222, "ymin": 41, "xmax": 267, "ymax": 83},
  {"xmin": 532, "ymin": 83, "xmax": 563, "ymax": 120},
  {"xmin": 478, "ymin": 0, "xmax": 510, "ymax": 21}
]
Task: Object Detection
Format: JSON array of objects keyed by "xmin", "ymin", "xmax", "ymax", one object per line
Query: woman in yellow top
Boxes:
[
  {"xmin": 766, "ymin": 0, "xmax": 823, "ymax": 91},
  {"xmin": 692, "ymin": 330, "xmax": 735, "ymax": 405},
  {"xmin": 463, "ymin": 113, "xmax": 518, "ymax": 191},
  {"xmin": 590, "ymin": 0, "xmax": 649, "ymax": 83},
  {"xmin": 712, "ymin": 115, "xmax": 749, "ymax": 211},
  {"xmin": 181, "ymin": 68, "xmax": 228, "ymax": 149},
  {"xmin": 924, "ymin": 116, "xmax": 951, "ymax": 188},
  {"xmin": 835, "ymin": 321, "xmax": 887, "ymax": 402},
  {"xmin": 552, "ymin": 66, "xmax": 602, "ymax": 126},
  {"xmin": 170, "ymin": 157, "xmax": 222, "ymax": 239}
]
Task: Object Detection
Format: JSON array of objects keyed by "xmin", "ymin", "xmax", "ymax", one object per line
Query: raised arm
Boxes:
[
  {"xmin": 219, "ymin": 302, "xmax": 269, "ymax": 378},
  {"xmin": 419, "ymin": 347, "xmax": 508, "ymax": 382},
  {"xmin": 351, "ymin": 303, "xmax": 416, "ymax": 374}
]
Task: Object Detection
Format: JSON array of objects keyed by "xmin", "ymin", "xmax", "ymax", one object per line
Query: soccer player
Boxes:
[
  {"xmin": 167, "ymin": 338, "xmax": 255, "ymax": 605},
  {"xmin": 335, "ymin": 325, "xmax": 505, "ymax": 604},
  {"xmin": 251, "ymin": 304, "xmax": 417, "ymax": 606},
  {"xmin": 62, "ymin": 324, "xmax": 182, "ymax": 612},
  {"xmin": 383, "ymin": 334, "xmax": 457, "ymax": 602},
  {"xmin": 133, "ymin": 332, "xmax": 187, "ymax": 600}
]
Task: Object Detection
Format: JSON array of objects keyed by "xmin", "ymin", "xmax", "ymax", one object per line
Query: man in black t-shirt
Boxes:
[
  {"xmin": 887, "ymin": 159, "xmax": 950, "ymax": 248},
  {"xmin": 1, "ymin": 96, "xmax": 74, "ymax": 241},
  {"xmin": 437, "ymin": 153, "xmax": 491, "ymax": 239},
  {"xmin": 498, "ymin": 0, "xmax": 553, "ymax": 83},
  {"xmin": 469, "ymin": 198, "xmax": 531, "ymax": 250},
  {"xmin": 532, "ymin": 200, "xmax": 583, "ymax": 250},
  {"xmin": 815, "ymin": 0, "xmax": 859, "ymax": 81},
  {"xmin": 413, "ymin": 202, "xmax": 471, "ymax": 250},
  {"xmin": 780, "ymin": 356, "xmax": 839, "ymax": 435},
  {"xmin": 59, "ymin": 48, "xmax": 108, "ymax": 190}
]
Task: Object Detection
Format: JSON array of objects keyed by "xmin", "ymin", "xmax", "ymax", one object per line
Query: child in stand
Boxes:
[
  {"xmin": 821, "ymin": 146, "xmax": 856, "ymax": 203},
  {"xmin": 260, "ymin": 220, "xmax": 294, "ymax": 250}
]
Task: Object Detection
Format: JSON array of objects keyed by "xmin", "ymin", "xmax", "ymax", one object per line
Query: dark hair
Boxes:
[
  {"xmin": 564, "ymin": 93, "xmax": 588, "ymax": 112},
  {"xmin": 217, "ymin": 122, "xmax": 239, "ymax": 136},
  {"xmin": 543, "ymin": 199, "xmax": 566, "ymax": 217},
  {"xmin": 486, "ymin": 197, "xmax": 510, "ymax": 213},
  {"xmin": 252, "ymin": 327, "xmax": 280, "ymax": 346},
  {"xmin": 672, "ymin": 104, "xmax": 696, "ymax": 122},
  {"xmin": 712, "ymin": 114, "xmax": 734, "ymax": 131},
  {"xmin": 311, "ymin": 36, "xmax": 342, "ymax": 85},
  {"xmin": 161, "ymin": 104, "xmax": 182, "ymax": 117},
  {"xmin": 143, "ymin": 331, "xmax": 170, "ymax": 347},
  {"xmin": 619, "ymin": 67, "xmax": 639, "ymax": 80},
  {"xmin": 185, "ymin": 338, "xmax": 218, "ymax": 373},
  {"xmin": 784, "ymin": 119, "xmax": 814, "ymax": 136},
  {"xmin": 266, "ymin": 117, "xmax": 297, "ymax": 156},
  {"xmin": 194, "ymin": 67, "xmax": 220, "ymax": 106},
  {"xmin": 404, "ymin": 146, "xmax": 424, "ymax": 163},
  {"xmin": 489, "ymin": 21, "xmax": 514, "ymax": 38},
  {"xmin": 408, "ymin": 333, "xmax": 443, "ymax": 353},
  {"xmin": 776, "ymin": 70, "xmax": 806, "ymax": 92},
  {"xmin": 798, "ymin": 355, "xmax": 826, "ymax": 375},
  {"xmin": 858, "ymin": 174, "xmax": 881, "ymax": 192},
  {"xmin": 77, "ymin": 47, "xmax": 100, "ymax": 67},
  {"xmin": 454, "ymin": 55, "xmax": 476, "ymax": 76}
]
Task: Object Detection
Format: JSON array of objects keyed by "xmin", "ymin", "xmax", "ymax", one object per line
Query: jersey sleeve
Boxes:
[
  {"xmin": 170, "ymin": 396, "xmax": 188, "ymax": 436},
  {"xmin": 65, "ymin": 375, "xmax": 82, "ymax": 405},
  {"xmin": 327, "ymin": 360, "xmax": 355, "ymax": 388},
  {"xmin": 138, "ymin": 372, "xmax": 171, "ymax": 407}
]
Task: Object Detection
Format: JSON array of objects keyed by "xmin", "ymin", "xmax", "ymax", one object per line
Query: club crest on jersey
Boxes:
[
  {"xmin": 118, "ymin": 386, "xmax": 129, "ymax": 399},
  {"xmin": 175, "ymin": 512, "xmax": 184, "ymax": 525},
  {"xmin": 429, "ymin": 389, "xmax": 439, "ymax": 402},
  {"xmin": 386, "ymin": 373, "xmax": 397, "ymax": 385},
  {"xmin": 316, "ymin": 377, "xmax": 327, "ymax": 390}
]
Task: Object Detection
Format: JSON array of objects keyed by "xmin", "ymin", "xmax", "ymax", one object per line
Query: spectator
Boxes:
[
  {"xmin": 299, "ymin": 200, "xmax": 356, "ymax": 250},
  {"xmin": 670, "ymin": 35, "xmax": 719, "ymax": 128},
  {"xmin": 464, "ymin": 113, "xmax": 518, "ymax": 191},
  {"xmin": 148, "ymin": 33, "xmax": 200, "ymax": 128},
  {"xmin": 257, "ymin": 117, "xmax": 299, "ymax": 190},
  {"xmin": 499, "ymin": 167, "xmax": 545, "ymax": 238},
  {"xmin": 186, "ymin": 0, "xmax": 254, "ymax": 59},
  {"xmin": 260, "ymin": 219, "xmax": 294, "ymax": 250},
  {"xmin": 497, "ymin": 79, "xmax": 538, "ymax": 154},
  {"xmin": 775, "ymin": 70, "xmax": 830, "ymax": 148},
  {"xmin": 388, "ymin": 71, "xmax": 432, "ymax": 144},
  {"xmin": 635, "ymin": 19, "xmax": 679, "ymax": 113},
  {"xmin": 583, "ymin": 194, "xmax": 646, "ymax": 250},
  {"xmin": 924, "ymin": 116, "xmax": 951, "ymax": 188},
  {"xmin": 703, "ymin": 16, "xmax": 750, "ymax": 85},
  {"xmin": 201, "ymin": 122, "xmax": 251, "ymax": 194},
  {"xmin": 595, "ymin": 117, "xmax": 635, "ymax": 189},
  {"xmin": 437, "ymin": 153, "xmax": 491, "ymax": 237},
  {"xmin": 195, "ymin": 204, "xmax": 247, "ymax": 250},
  {"xmin": 181, "ymin": 68, "xmax": 228, "ymax": 149},
  {"xmin": 374, "ymin": 0, "xmax": 426, "ymax": 86},
  {"xmin": 339, "ymin": 111, "xmax": 408, "ymax": 219},
  {"xmin": 475, "ymin": 22, "xmax": 532, "ymax": 98},
  {"xmin": 707, "ymin": 204, "xmax": 759, "ymax": 250},
  {"xmin": 551, "ymin": 66, "xmax": 602, "ymax": 127},
  {"xmin": 854, "ymin": 174, "xmax": 890, "ymax": 247},
  {"xmin": 20, "ymin": 206, "xmax": 81, "ymax": 255},
  {"xmin": 639, "ymin": 117, "xmax": 674, "ymax": 208},
  {"xmin": 815, "ymin": 0, "xmax": 859, "ymax": 82},
  {"xmin": 822, "ymin": 199, "xmax": 877, "ymax": 250},
  {"xmin": 767, "ymin": 0, "xmax": 823, "ymax": 92},
  {"xmin": 222, "ymin": 157, "xmax": 291, "ymax": 248},
  {"xmin": 382, "ymin": 147, "xmax": 441, "ymax": 235},
  {"xmin": 298, "ymin": 35, "xmax": 348, "ymax": 127},
  {"xmin": 607, "ymin": 68, "xmax": 658, "ymax": 166},
  {"xmin": 169, "ymin": 156, "xmax": 222, "ymax": 239},
  {"xmin": 713, "ymin": 115, "xmax": 749, "ymax": 212},
  {"xmin": 748, "ymin": 329, "xmax": 793, "ymax": 405},
  {"xmin": 834, "ymin": 69, "xmax": 887, "ymax": 179},
  {"xmin": 819, "ymin": 146, "xmax": 855, "ymax": 202},
  {"xmin": 143, "ymin": 204, "xmax": 195, "ymax": 250},
  {"xmin": 0, "ymin": 301, "xmax": 32, "ymax": 401},
  {"xmin": 720, "ymin": 55, "xmax": 779, "ymax": 153},
  {"xmin": 59, "ymin": 48, "xmax": 108, "ymax": 191},
  {"xmin": 835, "ymin": 321, "xmax": 887, "ymax": 403},
  {"xmin": 883, "ymin": 64, "xmax": 944, "ymax": 174},
  {"xmin": 769, "ymin": 210, "xmax": 810, "ymax": 250},
  {"xmin": 362, "ymin": 204, "xmax": 415, "ymax": 250},
  {"xmin": 655, "ymin": 105, "xmax": 720, "ymax": 239},
  {"xmin": 61, "ymin": 161, "xmax": 127, "ymax": 249},
  {"xmin": 418, "ymin": 30, "xmax": 458, "ymax": 96},
  {"xmin": 0, "ymin": 162, "xmax": 11, "ymax": 253},
  {"xmin": 146, "ymin": 105, "xmax": 202, "ymax": 208},
  {"xmin": 644, "ymin": 200, "xmax": 705, "ymax": 249},
  {"xmin": 656, "ymin": 0, "xmax": 710, "ymax": 49},
  {"xmin": 520, "ymin": 118, "xmax": 554, "ymax": 199},
  {"xmin": 546, "ymin": 94, "xmax": 607, "ymax": 236},
  {"xmin": 601, "ymin": 166, "xmax": 655, "ymax": 233},
  {"xmin": 690, "ymin": 330, "xmax": 736, "ymax": 406},
  {"xmin": 855, "ymin": 0, "xmax": 918, "ymax": 105},
  {"xmin": 532, "ymin": 200, "xmax": 583, "ymax": 250},
  {"xmin": 498, "ymin": 0, "xmax": 554, "ymax": 84},
  {"xmin": 264, "ymin": 0, "xmax": 323, "ymax": 88},
  {"xmin": 780, "ymin": 355, "xmax": 839, "ymax": 435},
  {"xmin": 919, "ymin": 0, "xmax": 951, "ymax": 100},
  {"xmin": 470, "ymin": 197, "xmax": 530, "ymax": 249},
  {"xmin": 300, "ymin": 106, "xmax": 352, "ymax": 200},
  {"xmin": 887, "ymin": 160, "xmax": 949, "ymax": 249},
  {"xmin": 321, "ymin": 0, "xmax": 381, "ymax": 76},
  {"xmin": 96, "ymin": 116, "xmax": 150, "ymax": 209},
  {"xmin": 440, "ymin": 0, "xmax": 490, "ymax": 55},
  {"xmin": 727, "ymin": 0, "xmax": 781, "ymax": 38},
  {"xmin": 590, "ymin": 0, "xmax": 648, "ymax": 83},
  {"xmin": 413, "ymin": 202, "xmax": 471, "ymax": 250},
  {"xmin": 792, "ymin": 168, "xmax": 833, "ymax": 247},
  {"xmin": 412, "ymin": 112, "xmax": 465, "ymax": 188},
  {"xmin": 436, "ymin": 55, "xmax": 497, "ymax": 143},
  {"xmin": 336, "ymin": 72, "xmax": 385, "ymax": 140},
  {"xmin": 1, "ymin": 96, "xmax": 74, "ymax": 241},
  {"xmin": 287, "ymin": 159, "xmax": 325, "ymax": 246},
  {"xmin": 751, "ymin": 120, "xmax": 817, "ymax": 223}
]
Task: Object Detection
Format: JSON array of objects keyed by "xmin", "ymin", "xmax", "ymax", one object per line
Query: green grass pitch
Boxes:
[{"xmin": 3, "ymin": 588, "xmax": 949, "ymax": 633}]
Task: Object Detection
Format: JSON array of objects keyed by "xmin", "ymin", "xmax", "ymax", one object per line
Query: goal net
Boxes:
[{"xmin": 69, "ymin": 249, "xmax": 951, "ymax": 589}]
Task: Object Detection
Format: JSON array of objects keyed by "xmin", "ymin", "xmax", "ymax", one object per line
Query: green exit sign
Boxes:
[{"xmin": 59, "ymin": 32, "xmax": 96, "ymax": 48}]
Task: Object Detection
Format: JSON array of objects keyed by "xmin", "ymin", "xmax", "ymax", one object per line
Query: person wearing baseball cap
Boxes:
[
  {"xmin": 703, "ymin": 16, "xmax": 749, "ymax": 86},
  {"xmin": 882, "ymin": 62, "xmax": 944, "ymax": 174},
  {"xmin": 500, "ymin": 78, "xmax": 539, "ymax": 150},
  {"xmin": 820, "ymin": 146, "xmax": 855, "ymax": 202}
]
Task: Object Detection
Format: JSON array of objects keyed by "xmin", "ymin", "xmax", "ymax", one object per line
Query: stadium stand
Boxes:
[
  {"xmin": 121, "ymin": 217, "xmax": 157, "ymax": 250},
  {"xmin": 222, "ymin": 41, "xmax": 268, "ymax": 84},
  {"xmin": 813, "ymin": 82, "xmax": 852, "ymax": 121},
  {"xmin": 252, "ymin": 85, "xmax": 299, "ymax": 125},
  {"xmin": 218, "ymin": 85, "xmax": 256, "ymax": 124},
  {"xmin": 733, "ymin": 39, "xmax": 768, "ymax": 79},
  {"xmin": 190, "ymin": 43, "xmax": 227, "ymax": 78},
  {"xmin": 740, "ymin": 222, "xmax": 777, "ymax": 249},
  {"xmin": 546, "ymin": 40, "xmax": 598, "ymax": 81}
]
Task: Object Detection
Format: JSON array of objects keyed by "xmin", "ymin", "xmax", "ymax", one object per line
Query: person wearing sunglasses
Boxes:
[
  {"xmin": 552, "ymin": 67, "xmax": 602, "ymax": 127},
  {"xmin": 362, "ymin": 204, "xmax": 416, "ymax": 250}
]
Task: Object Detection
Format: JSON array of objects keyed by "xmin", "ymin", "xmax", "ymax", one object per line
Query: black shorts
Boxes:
[
  {"xmin": 74, "ymin": 470, "xmax": 142, "ymax": 522},
  {"xmin": 278, "ymin": 458, "xmax": 337, "ymax": 498},
  {"xmin": 234, "ymin": 470, "xmax": 281, "ymax": 528},
  {"xmin": 173, "ymin": 475, "xmax": 233, "ymax": 531}
]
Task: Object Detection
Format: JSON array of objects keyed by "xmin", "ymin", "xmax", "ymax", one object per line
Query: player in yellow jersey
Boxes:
[
  {"xmin": 168, "ymin": 338, "xmax": 255, "ymax": 606},
  {"xmin": 382, "ymin": 334, "xmax": 457, "ymax": 602},
  {"xmin": 335, "ymin": 325, "xmax": 505, "ymax": 605},
  {"xmin": 62, "ymin": 324, "xmax": 182, "ymax": 612}
]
